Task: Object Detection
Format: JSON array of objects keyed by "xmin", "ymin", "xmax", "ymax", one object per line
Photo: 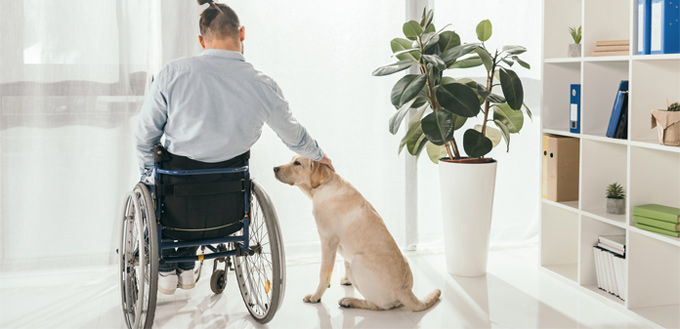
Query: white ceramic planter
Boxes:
[{"xmin": 439, "ymin": 159, "xmax": 498, "ymax": 276}]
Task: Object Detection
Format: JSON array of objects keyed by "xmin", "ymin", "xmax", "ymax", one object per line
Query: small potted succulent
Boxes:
[
  {"xmin": 606, "ymin": 182, "xmax": 625, "ymax": 215},
  {"xmin": 568, "ymin": 26, "xmax": 582, "ymax": 58},
  {"xmin": 651, "ymin": 100, "xmax": 680, "ymax": 146}
]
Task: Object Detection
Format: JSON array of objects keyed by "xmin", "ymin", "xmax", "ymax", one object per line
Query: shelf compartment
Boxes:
[
  {"xmin": 583, "ymin": 56, "xmax": 631, "ymax": 63},
  {"xmin": 580, "ymin": 140, "xmax": 628, "ymax": 223},
  {"xmin": 543, "ymin": 0, "xmax": 582, "ymax": 59},
  {"xmin": 581, "ymin": 208, "xmax": 627, "ymax": 229},
  {"xmin": 580, "ymin": 133, "xmax": 629, "ymax": 146},
  {"xmin": 627, "ymin": 230, "xmax": 680, "ymax": 329},
  {"xmin": 582, "ymin": 284, "xmax": 628, "ymax": 306},
  {"xmin": 630, "ymin": 59, "xmax": 680, "ymax": 144},
  {"xmin": 543, "ymin": 62, "xmax": 582, "ymax": 132},
  {"xmin": 542, "ymin": 128, "xmax": 580, "ymax": 139},
  {"xmin": 629, "ymin": 146, "xmax": 680, "ymax": 226},
  {"xmin": 542, "ymin": 199, "xmax": 579, "ymax": 212},
  {"xmin": 632, "ymin": 54, "xmax": 680, "ymax": 61},
  {"xmin": 629, "ymin": 140, "xmax": 680, "ymax": 154},
  {"xmin": 541, "ymin": 202, "xmax": 579, "ymax": 282},
  {"xmin": 579, "ymin": 215, "xmax": 626, "ymax": 305},
  {"xmin": 582, "ymin": 61, "xmax": 630, "ymax": 138},
  {"xmin": 582, "ymin": 0, "xmax": 631, "ymax": 58},
  {"xmin": 544, "ymin": 58, "xmax": 582, "ymax": 64}
]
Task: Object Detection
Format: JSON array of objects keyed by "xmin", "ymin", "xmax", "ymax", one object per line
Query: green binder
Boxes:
[
  {"xmin": 636, "ymin": 223, "xmax": 680, "ymax": 238},
  {"xmin": 633, "ymin": 215, "xmax": 680, "ymax": 232},
  {"xmin": 633, "ymin": 204, "xmax": 680, "ymax": 223}
]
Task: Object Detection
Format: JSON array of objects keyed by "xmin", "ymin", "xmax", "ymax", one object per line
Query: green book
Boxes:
[
  {"xmin": 633, "ymin": 216, "xmax": 680, "ymax": 232},
  {"xmin": 632, "ymin": 204, "xmax": 680, "ymax": 223},
  {"xmin": 636, "ymin": 223, "xmax": 680, "ymax": 238}
]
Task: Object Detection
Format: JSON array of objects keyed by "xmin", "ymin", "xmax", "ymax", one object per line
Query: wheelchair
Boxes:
[{"xmin": 118, "ymin": 147, "xmax": 285, "ymax": 328}]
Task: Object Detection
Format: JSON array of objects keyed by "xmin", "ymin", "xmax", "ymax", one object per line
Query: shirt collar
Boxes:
[{"xmin": 199, "ymin": 49, "xmax": 245, "ymax": 61}]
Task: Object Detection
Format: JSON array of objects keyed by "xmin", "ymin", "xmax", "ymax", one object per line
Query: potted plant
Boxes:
[
  {"xmin": 373, "ymin": 9, "xmax": 531, "ymax": 276},
  {"xmin": 606, "ymin": 183, "xmax": 625, "ymax": 215},
  {"xmin": 568, "ymin": 26, "xmax": 582, "ymax": 57},
  {"xmin": 651, "ymin": 100, "xmax": 680, "ymax": 146}
]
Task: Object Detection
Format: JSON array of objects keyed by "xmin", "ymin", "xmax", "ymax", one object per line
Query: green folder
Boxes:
[
  {"xmin": 633, "ymin": 215, "xmax": 680, "ymax": 232},
  {"xmin": 633, "ymin": 204, "xmax": 680, "ymax": 223},
  {"xmin": 635, "ymin": 223, "xmax": 680, "ymax": 238}
]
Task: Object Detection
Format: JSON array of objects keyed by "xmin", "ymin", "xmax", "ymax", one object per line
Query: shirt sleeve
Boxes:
[
  {"xmin": 263, "ymin": 81, "xmax": 325, "ymax": 161},
  {"xmin": 134, "ymin": 68, "xmax": 169, "ymax": 176}
]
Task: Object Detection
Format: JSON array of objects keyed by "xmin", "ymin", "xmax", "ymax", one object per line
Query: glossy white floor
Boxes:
[{"xmin": 0, "ymin": 246, "xmax": 650, "ymax": 329}]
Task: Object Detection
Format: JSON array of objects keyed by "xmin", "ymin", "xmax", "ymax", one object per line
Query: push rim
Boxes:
[{"xmin": 234, "ymin": 180, "xmax": 285, "ymax": 323}]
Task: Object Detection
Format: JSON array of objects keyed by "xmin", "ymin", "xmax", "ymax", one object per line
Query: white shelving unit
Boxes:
[{"xmin": 541, "ymin": 1, "xmax": 680, "ymax": 328}]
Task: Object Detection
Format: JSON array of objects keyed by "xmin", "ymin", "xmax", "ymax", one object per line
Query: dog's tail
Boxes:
[{"xmin": 398, "ymin": 289, "xmax": 441, "ymax": 312}]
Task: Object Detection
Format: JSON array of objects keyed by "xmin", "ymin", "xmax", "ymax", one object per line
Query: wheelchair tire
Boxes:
[
  {"xmin": 233, "ymin": 180, "xmax": 286, "ymax": 324},
  {"xmin": 119, "ymin": 183, "xmax": 158, "ymax": 329},
  {"xmin": 210, "ymin": 269, "xmax": 227, "ymax": 294}
]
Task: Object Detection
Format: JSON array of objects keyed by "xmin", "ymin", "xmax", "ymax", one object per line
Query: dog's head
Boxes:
[{"xmin": 274, "ymin": 156, "xmax": 330, "ymax": 190}]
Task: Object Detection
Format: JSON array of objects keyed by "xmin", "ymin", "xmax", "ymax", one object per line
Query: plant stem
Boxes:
[
  {"xmin": 418, "ymin": 48, "xmax": 460, "ymax": 159},
  {"xmin": 481, "ymin": 49, "xmax": 498, "ymax": 137},
  {"xmin": 450, "ymin": 139, "xmax": 460, "ymax": 158}
]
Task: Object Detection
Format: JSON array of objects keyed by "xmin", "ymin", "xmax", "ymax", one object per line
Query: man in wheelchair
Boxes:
[{"xmin": 134, "ymin": 0, "xmax": 333, "ymax": 295}]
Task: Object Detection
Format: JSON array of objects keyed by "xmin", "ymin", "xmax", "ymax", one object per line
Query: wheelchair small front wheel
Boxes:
[
  {"xmin": 210, "ymin": 269, "xmax": 227, "ymax": 294},
  {"xmin": 119, "ymin": 183, "xmax": 158, "ymax": 329},
  {"xmin": 233, "ymin": 180, "xmax": 286, "ymax": 324}
]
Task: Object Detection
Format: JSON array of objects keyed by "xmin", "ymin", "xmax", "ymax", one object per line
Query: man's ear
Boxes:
[
  {"xmin": 198, "ymin": 35, "xmax": 206, "ymax": 49},
  {"xmin": 239, "ymin": 26, "xmax": 245, "ymax": 42},
  {"xmin": 310, "ymin": 161, "xmax": 329, "ymax": 189}
]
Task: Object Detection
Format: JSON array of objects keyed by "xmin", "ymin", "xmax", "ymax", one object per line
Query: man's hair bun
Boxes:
[{"xmin": 197, "ymin": 0, "xmax": 214, "ymax": 5}]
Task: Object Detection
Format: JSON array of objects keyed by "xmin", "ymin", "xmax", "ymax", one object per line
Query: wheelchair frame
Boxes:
[{"xmin": 119, "ymin": 158, "xmax": 285, "ymax": 329}]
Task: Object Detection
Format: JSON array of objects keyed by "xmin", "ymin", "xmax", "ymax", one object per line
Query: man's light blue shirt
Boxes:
[{"xmin": 135, "ymin": 49, "xmax": 324, "ymax": 175}]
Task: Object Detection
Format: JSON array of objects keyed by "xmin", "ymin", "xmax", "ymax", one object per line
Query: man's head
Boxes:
[{"xmin": 197, "ymin": 0, "xmax": 245, "ymax": 51}]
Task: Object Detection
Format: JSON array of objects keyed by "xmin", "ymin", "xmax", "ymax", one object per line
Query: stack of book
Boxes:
[
  {"xmin": 593, "ymin": 235, "xmax": 626, "ymax": 301},
  {"xmin": 592, "ymin": 40, "xmax": 630, "ymax": 56},
  {"xmin": 633, "ymin": 204, "xmax": 680, "ymax": 238}
]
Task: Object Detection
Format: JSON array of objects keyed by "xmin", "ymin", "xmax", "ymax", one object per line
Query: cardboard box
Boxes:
[
  {"xmin": 542, "ymin": 135, "xmax": 580, "ymax": 202},
  {"xmin": 651, "ymin": 110, "xmax": 680, "ymax": 146}
]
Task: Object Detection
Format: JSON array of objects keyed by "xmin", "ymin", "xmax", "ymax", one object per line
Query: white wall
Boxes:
[{"xmin": 218, "ymin": 1, "xmax": 408, "ymax": 254}]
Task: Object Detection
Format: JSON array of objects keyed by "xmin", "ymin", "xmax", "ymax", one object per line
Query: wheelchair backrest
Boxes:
[{"xmin": 154, "ymin": 146, "xmax": 250, "ymax": 241}]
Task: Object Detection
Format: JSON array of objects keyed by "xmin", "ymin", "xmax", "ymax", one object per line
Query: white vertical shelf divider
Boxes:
[{"xmin": 541, "ymin": 1, "xmax": 680, "ymax": 328}]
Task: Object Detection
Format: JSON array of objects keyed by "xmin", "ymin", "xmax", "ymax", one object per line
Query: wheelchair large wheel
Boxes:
[
  {"xmin": 233, "ymin": 180, "xmax": 286, "ymax": 323},
  {"xmin": 119, "ymin": 183, "xmax": 158, "ymax": 329}
]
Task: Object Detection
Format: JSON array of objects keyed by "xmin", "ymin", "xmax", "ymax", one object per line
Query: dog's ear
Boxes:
[{"xmin": 310, "ymin": 161, "xmax": 330, "ymax": 189}]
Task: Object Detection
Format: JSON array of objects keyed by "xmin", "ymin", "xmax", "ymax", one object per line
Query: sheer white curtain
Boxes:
[
  {"xmin": 0, "ymin": 0, "xmax": 406, "ymax": 269},
  {"xmin": 0, "ymin": 0, "xmax": 154, "ymax": 270}
]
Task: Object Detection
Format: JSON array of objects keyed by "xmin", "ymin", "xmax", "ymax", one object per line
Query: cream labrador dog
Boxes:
[{"xmin": 274, "ymin": 157, "xmax": 441, "ymax": 311}]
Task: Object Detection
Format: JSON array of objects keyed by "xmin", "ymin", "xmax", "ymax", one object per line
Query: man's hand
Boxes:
[
  {"xmin": 141, "ymin": 173, "xmax": 154, "ymax": 186},
  {"xmin": 318, "ymin": 155, "xmax": 335, "ymax": 172}
]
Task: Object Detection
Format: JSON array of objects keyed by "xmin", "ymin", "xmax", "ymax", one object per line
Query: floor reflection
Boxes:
[{"xmin": 0, "ymin": 247, "xmax": 649, "ymax": 329}]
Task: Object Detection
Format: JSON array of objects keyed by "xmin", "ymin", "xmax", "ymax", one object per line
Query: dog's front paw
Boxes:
[
  {"xmin": 340, "ymin": 277, "xmax": 352, "ymax": 286},
  {"xmin": 303, "ymin": 294, "xmax": 321, "ymax": 303},
  {"xmin": 338, "ymin": 297, "xmax": 353, "ymax": 308}
]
